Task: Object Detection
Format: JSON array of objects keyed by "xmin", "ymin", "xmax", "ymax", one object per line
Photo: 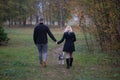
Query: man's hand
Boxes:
[{"xmin": 55, "ymin": 41, "xmax": 58, "ymax": 44}]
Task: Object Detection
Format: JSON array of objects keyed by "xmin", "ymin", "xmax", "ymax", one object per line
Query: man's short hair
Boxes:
[{"xmin": 40, "ymin": 18, "xmax": 44, "ymax": 21}]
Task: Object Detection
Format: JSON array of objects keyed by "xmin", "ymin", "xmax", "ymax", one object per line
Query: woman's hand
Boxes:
[{"xmin": 56, "ymin": 41, "xmax": 59, "ymax": 44}]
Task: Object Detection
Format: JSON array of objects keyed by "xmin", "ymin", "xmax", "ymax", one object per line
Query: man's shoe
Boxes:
[{"xmin": 42, "ymin": 61, "xmax": 47, "ymax": 67}]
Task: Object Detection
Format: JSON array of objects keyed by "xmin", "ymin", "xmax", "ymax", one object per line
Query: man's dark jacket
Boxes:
[{"xmin": 33, "ymin": 23, "xmax": 56, "ymax": 44}]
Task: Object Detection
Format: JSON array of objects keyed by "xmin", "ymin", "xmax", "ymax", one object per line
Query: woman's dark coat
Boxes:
[{"xmin": 57, "ymin": 31, "xmax": 76, "ymax": 52}]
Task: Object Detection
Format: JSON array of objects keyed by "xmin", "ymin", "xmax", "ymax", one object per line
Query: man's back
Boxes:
[
  {"xmin": 33, "ymin": 18, "xmax": 57, "ymax": 67},
  {"xmin": 33, "ymin": 23, "xmax": 56, "ymax": 44}
]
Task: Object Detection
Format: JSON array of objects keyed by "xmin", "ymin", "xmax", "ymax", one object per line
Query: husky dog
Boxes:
[{"xmin": 58, "ymin": 52, "xmax": 64, "ymax": 65}]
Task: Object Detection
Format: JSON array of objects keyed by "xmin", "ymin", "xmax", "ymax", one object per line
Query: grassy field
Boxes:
[{"xmin": 0, "ymin": 27, "xmax": 120, "ymax": 80}]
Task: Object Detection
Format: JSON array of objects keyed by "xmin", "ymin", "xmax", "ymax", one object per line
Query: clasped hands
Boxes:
[{"xmin": 55, "ymin": 41, "xmax": 58, "ymax": 44}]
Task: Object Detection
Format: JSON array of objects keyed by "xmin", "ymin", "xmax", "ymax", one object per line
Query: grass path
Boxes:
[
  {"xmin": 0, "ymin": 27, "xmax": 120, "ymax": 80},
  {"xmin": 39, "ymin": 45, "xmax": 75, "ymax": 80}
]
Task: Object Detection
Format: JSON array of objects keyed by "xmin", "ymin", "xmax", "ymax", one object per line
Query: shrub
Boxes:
[{"xmin": 0, "ymin": 27, "xmax": 9, "ymax": 45}]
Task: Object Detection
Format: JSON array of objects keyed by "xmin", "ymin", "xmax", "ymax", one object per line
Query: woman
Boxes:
[{"xmin": 57, "ymin": 26, "xmax": 76, "ymax": 69}]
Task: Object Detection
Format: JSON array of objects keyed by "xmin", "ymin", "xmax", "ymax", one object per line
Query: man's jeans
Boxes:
[{"xmin": 36, "ymin": 44, "xmax": 48, "ymax": 64}]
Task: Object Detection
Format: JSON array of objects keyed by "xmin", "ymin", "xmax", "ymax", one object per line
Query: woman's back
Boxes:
[{"xmin": 64, "ymin": 32, "xmax": 76, "ymax": 42}]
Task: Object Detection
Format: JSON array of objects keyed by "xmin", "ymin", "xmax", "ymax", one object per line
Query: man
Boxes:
[{"xmin": 33, "ymin": 18, "xmax": 57, "ymax": 67}]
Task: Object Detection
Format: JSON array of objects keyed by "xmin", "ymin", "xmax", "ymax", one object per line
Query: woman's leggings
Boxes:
[{"xmin": 65, "ymin": 52, "xmax": 73, "ymax": 58}]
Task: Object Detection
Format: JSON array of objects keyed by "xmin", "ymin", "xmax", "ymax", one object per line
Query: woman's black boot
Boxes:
[
  {"xmin": 70, "ymin": 58, "xmax": 73, "ymax": 67},
  {"xmin": 66, "ymin": 58, "xmax": 70, "ymax": 69}
]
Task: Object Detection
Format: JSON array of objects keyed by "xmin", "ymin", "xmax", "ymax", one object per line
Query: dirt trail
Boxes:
[{"xmin": 39, "ymin": 46, "xmax": 76, "ymax": 80}]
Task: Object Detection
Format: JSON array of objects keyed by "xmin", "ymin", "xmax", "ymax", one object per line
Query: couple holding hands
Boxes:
[{"xmin": 33, "ymin": 18, "xmax": 76, "ymax": 69}]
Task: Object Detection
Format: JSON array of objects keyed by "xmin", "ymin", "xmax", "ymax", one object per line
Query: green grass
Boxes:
[{"xmin": 0, "ymin": 27, "xmax": 120, "ymax": 80}]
